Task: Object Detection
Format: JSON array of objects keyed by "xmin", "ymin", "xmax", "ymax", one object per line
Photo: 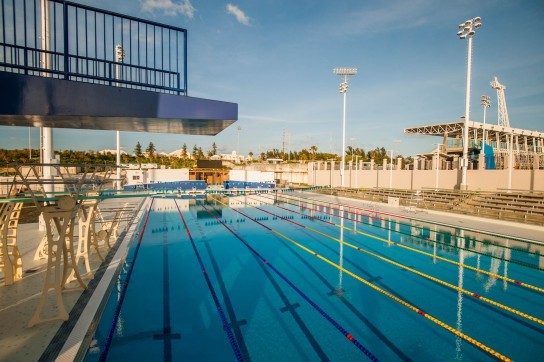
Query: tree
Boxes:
[
  {"xmin": 181, "ymin": 143, "xmax": 187, "ymax": 158},
  {"xmin": 212, "ymin": 142, "xmax": 217, "ymax": 156},
  {"xmin": 134, "ymin": 142, "xmax": 143, "ymax": 157},
  {"xmin": 146, "ymin": 142, "xmax": 156, "ymax": 159},
  {"xmin": 192, "ymin": 144, "xmax": 198, "ymax": 159},
  {"xmin": 248, "ymin": 151, "xmax": 254, "ymax": 159},
  {"xmin": 310, "ymin": 145, "xmax": 318, "ymax": 160}
]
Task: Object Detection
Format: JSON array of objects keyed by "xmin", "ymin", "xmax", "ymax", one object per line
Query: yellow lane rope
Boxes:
[
  {"xmin": 258, "ymin": 194, "xmax": 544, "ymax": 294},
  {"xmin": 213, "ymin": 196, "xmax": 511, "ymax": 361},
  {"xmin": 242, "ymin": 195, "xmax": 544, "ymax": 327},
  {"xmin": 279, "ymin": 192, "xmax": 544, "ymax": 256},
  {"xmin": 272, "ymin": 193, "xmax": 544, "ymax": 272}
]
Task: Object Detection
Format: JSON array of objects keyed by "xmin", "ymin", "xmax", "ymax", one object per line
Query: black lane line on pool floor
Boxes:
[
  {"xmin": 200, "ymin": 201, "xmax": 379, "ymax": 361},
  {"xmin": 259, "ymin": 196, "xmax": 544, "ymax": 335},
  {"xmin": 152, "ymin": 212, "xmax": 181, "ymax": 362},
  {"xmin": 174, "ymin": 200, "xmax": 245, "ymax": 362},
  {"xmin": 189, "ymin": 213, "xmax": 251, "ymax": 361},
  {"xmin": 205, "ymin": 203, "xmax": 330, "ymax": 361},
  {"xmin": 276, "ymin": 245, "xmax": 411, "ymax": 362},
  {"xmin": 245, "ymin": 200, "xmax": 413, "ymax": 360},
  {"xmin": 246, "ymin": 198, "xmax": 544, "ymax": 332}
]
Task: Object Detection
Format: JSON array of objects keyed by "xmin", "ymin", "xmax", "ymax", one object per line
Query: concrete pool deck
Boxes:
[
  {"xmin": 0, "ymin": 197, "xmax": 143, "ymax": 362},
  {"xmin": 1, "ymin": 192, "xmax": 542, "ymax": 361}
]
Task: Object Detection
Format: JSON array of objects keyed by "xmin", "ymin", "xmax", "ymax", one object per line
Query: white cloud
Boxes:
[
  {"xmin": 140, "ymin": 0, "xmax": 195, "ymax": 18},
  {"xmin": 226, "ymin": 4, "xmax": 250, "ymax": 26}
]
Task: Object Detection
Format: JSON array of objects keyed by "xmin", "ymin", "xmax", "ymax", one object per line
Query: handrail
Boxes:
[{"xmin": 0, "ymin": 0, "xmax": 187, "ymax": 95}]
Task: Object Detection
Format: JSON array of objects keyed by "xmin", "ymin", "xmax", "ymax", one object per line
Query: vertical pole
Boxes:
[
  {"xmin": 435, "ymin": 143, "xmax": 440, "ymax": 190},
  {"xmin": 389, "ymin": 150, "xmax": 393, "ymax": 188},
  {"xmin": 41, "ymin": 0, "xmax": 53, "ymax": 200},
  {"xmin": 184, "ymin": 30, "xmax": 188, "ymax": 95},
  {"xmin": 116, "ymin": 131, "xmax": 121, "ymax": 190},
  {"xmin": 340, "ymin": 75, "xmax": 347, "ymax": 188},
  {"xmin": 482, "ymin": 104, "xmax": 487, "ymax": 159},
  {"xmin": 461, "ymin": 36, "xmax": 473, "ymax": 190},
  {"xmin": 507, "ymin": 132, "xmax": 513, "ymax": 193},
  {"xmin": 28, "ymin": 127, "xmax": 32, "ymax": 159},
  {"xmin": 355, "ymin": 155, "xmax": 358, "ymax": 188}
]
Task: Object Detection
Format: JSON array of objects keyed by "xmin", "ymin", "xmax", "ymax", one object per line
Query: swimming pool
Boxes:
[{"xmin": 84, "ymin": 192, "xmax": 544, "ymax": 361}]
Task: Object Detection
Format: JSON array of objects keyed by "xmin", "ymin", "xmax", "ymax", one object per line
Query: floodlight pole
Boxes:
[
  {"xmin": 457, "ymin": 17, "xmax": 481, "ymax": 190},
  {"xmin": 333, "ymin": 67, "xmax": 357, "ymax": 188}
]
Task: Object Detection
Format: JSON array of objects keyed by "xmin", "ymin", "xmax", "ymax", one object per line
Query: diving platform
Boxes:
[{"xmin": 0, "ymin": 0, "xmax": 237, "ymax": 135}]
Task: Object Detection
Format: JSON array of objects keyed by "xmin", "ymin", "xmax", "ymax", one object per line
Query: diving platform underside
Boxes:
[{"xmin": 0, "ymin": 72, "xmax": 237, "ymax": 135}]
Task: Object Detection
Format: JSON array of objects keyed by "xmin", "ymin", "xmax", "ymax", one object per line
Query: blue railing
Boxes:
[{"xmin": 0, "ymin": 0, "xmax": 187, "ymax": 95}]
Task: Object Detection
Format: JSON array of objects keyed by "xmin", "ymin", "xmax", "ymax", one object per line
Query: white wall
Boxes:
[{"xmin": 309, "ymin": 167, "xmax": 544, "ymax": 191}]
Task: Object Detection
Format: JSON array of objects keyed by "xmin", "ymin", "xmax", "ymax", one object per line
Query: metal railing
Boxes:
[{"xmin": 0, "ymin": 0, "xmax": 187, "ymax": 94}]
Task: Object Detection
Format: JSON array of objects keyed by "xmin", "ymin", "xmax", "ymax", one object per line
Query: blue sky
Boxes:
[{"xmin": 2, "ymin": 0, "xmax": 543, "ymax": 158}]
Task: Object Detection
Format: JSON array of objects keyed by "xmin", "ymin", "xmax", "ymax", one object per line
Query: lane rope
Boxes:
[
  {"xmin": 239, "ymin": 195, "xmax": 544, "ymax": 327},
  {"xmin": 255, "ymin": 194, "xmax": 544, "ymax": 294},
  {"xmin": 273, "ymin": 193, "xmax": 544, "ymax": 272},
  {"xmin": 199, "ymin": 201, "xmax": 379, "ymax": 361},
  {"xmin": 212, "ymin": 196, "xmax": 511, "ymax": 361},
  {"xmin": 302, "ymin": 190, "xmax": 544, "ymax": 247},
  {"xmin": 173, "ymin": 200, "xmax": 245, "ymax": 362},
  {"xmin": 280, "ymin": 193, "xmax": 544, "ymax": 255}
]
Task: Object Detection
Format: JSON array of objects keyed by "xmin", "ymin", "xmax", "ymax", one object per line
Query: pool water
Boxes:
[{"xmin": 85, "ymin": 193, "xmax": 544, "ymax": 361}]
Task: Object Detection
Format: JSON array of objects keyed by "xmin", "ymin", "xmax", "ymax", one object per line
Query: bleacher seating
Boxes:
[{"xmin": 318, "ymin": 188, "xmax": 544, "ymax": 225}]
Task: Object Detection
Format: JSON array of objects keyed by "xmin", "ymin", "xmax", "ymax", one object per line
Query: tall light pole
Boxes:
[
  {"xmin": 480, "ymin": 95, "xmax": 491, "ymax": 167},
  {"xmin": 457, "ymin": 16, "xmax": 482, "ymax": 190},
  {"xmin": 236, "ymin": 126, "xmax": 242, "ymax": 155},
  {"xmin": 333, "ymin": 67, "xmax": 357, "ymax": 188}
]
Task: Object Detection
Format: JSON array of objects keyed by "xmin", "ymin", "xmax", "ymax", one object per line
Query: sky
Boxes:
[{"xmin": 1, "ymin": 0, "xmax": 543, "ymax": 158}]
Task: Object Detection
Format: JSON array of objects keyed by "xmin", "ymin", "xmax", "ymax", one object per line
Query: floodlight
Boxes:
[{"xmin": 333, "ymin": 67, "xmax": 358, "ymax": 75}]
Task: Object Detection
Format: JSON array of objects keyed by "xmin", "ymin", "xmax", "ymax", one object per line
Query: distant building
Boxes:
[
  {"xmin": 215, "ymin": 151, "xmax": 245, "ymax": 164},
  {"xmin": 266, "ymin": 158, "xmax": 283, "ymax": 164}
]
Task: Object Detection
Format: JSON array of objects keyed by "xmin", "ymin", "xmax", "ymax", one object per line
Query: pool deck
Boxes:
[
  {"xmin": 1, "ymin": 192, "xmax": 543, "ymax": 361},
  {"xmin": 0, "ymin": 197, "xmax": 142, "ymax": 362}
]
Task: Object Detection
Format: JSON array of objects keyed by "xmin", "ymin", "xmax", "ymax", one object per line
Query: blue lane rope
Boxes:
[
  {"xmin": 173, "ymin": 200, "xmax": 245, "ymax": 362},
  {"xmin": 200, "ymin": 201, "xmax": 379, "ymax": 361},
  {"xmin": 99, "ymin": 198, "xmax": 155, "ymax": 362}
]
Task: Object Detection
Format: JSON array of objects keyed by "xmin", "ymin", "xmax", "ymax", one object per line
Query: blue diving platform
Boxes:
[{"xmin": 0, "ymin": 0, "xmax": 237, "ymax": 135}]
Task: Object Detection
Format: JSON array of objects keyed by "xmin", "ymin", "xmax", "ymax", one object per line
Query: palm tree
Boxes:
[{"xmin": 309, "ymin": 145, "xmax": 318, "ymax": 160}]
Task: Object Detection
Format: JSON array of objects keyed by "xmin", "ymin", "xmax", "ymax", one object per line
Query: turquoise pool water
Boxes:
[{"xmin": 85, "ymin": 193, "xmax": 544, "ymax": 361}]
